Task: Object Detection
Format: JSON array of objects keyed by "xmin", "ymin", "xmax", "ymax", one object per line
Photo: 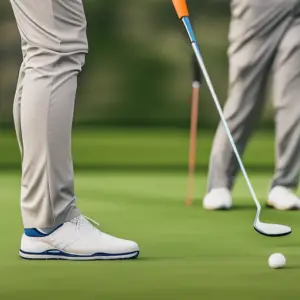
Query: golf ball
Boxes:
[{"xmin": 268, "ymin": 253, "xmax": 286, "ymax": 269}]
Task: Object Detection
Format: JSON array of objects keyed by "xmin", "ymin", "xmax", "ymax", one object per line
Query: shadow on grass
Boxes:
[
  {"xmin": 135, "ymin": 256, "xmax": 184, "ymax": 262},
  {"xmin": 232, "ymin": 203, "xmax": 256, "ymax": 211},
  {"xmin": 199, "ymin": 201, "xmax": 256, "ymax": 211},
  {"xmin": 281, "ymin": 265, "xmax": 300, "ymax": 270}
]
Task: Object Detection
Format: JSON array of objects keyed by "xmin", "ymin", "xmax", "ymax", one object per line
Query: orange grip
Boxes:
[{"xmin": 172, "ymin": 0, "xmax": 189, "ymax": 19}]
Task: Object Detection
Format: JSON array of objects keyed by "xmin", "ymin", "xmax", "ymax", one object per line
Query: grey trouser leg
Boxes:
[
  {"xmin": 208, "ymin": 0, "xmax": 297, "ymax": 191},
  {"xmin": 10, "ymin": 0, "xmax": 88, "ymax": 228},
  {"xmin": 272, "ymin": 7, "xmax": 300, "ymax": 189}
]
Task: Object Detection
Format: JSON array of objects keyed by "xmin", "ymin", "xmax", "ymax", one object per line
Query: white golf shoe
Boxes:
[
  {"xmin": 203, "ymin": 188, "xmax": 232, "ymax": 210},
  {"xmin": 19, "ymin": 215, "xmax": 139, "ymax": 260},
  {"xmin": 267, "ymin": 186, "xmax": 300, "ymax": 210}
]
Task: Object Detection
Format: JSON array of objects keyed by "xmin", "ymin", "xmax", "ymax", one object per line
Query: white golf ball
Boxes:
[{"xmin": 268, "ymin": 253, "xmax": 286, "ymax": 269}]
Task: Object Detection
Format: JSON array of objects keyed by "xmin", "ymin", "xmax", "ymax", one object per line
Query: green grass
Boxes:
[
  {"xmin": 0, "ymin": 128, "xmax": 275, "ymax": 170},
  {"xmin": 1, "ymin": 171, "xmax": 300, "ymax": 300}
]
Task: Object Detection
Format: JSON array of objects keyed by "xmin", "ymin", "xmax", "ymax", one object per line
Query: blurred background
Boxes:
[
  {"xmin": 0, "ymin": 0, "xmax": 275, "ymax": 172},
  {"xmin": 0, "ymin": 0, "xmax": 275, "ymax": 128}
]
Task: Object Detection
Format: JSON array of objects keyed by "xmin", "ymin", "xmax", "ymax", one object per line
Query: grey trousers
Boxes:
[
  {"xmin": 10, "ymin": 0, "xmax": 88, "ymax": 228},
  {"xmin": 208, "ymin": 0, "xmax": 300, "ymax": 192}
]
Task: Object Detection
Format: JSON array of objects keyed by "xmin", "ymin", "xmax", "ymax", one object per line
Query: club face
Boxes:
[{"xmin": 254, "ymin": 220, "xmax": 292, "ymax": 237}]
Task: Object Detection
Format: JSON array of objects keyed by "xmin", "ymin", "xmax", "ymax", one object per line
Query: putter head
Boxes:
[{"xmin": 254, "ymin": 219, "xmax": 292, "ymax": 237}]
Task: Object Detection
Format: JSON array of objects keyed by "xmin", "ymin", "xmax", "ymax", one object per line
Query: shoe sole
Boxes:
[{"xmin": 19, "ymin": 249, "xmax": 139, "ymax": 261}]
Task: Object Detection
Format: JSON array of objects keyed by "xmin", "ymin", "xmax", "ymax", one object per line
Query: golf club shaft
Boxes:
[
  {"xmin": 182, "ymin": 17, "xmax": 261, "ymax": 215},
  {"xmin": 186, "ymin": 83, "xmax": 200, "ymax": 205}
]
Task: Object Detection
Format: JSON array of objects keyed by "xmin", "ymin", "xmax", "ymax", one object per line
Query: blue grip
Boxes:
[{"xmin": 182, "ymin": 17, "xmax": 197, "ymax": 43}]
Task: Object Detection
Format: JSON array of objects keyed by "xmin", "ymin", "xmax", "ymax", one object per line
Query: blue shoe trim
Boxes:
[
  {"xmin": 19, "ymin": 249, "xmax": 139, "ymax": 258},
  {"xmin": 24, "ymin": 224, "xmax": 63, "ymax": 237}
]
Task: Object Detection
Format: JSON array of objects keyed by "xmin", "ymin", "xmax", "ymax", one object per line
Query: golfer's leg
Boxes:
[
  {"xmin": 272, "ymin": 14, "xmax": 300, "ymax": 190},
  {"xmin": 10, "ymin": 0, "xmax": 88, "ymax": 228},
  {"xmin": 207, "ymin": 0, "xmax": 292, "ymax": 191}
]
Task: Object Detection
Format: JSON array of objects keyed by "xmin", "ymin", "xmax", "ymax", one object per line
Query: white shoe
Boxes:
[
  {"xmin": 203, "ymin": 188, "xmax": 232, "ymax": 210},
  {"xmin": 19, "ymin": 215, "xmax": 139, "ymax": 260},
  {"xmin": 267, "ymin": 186, "xmax": 300, "ymax": 210}
]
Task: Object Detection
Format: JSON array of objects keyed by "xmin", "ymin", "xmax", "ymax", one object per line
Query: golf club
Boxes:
[
  {"xmin": 186, "ymin": 56, "xmax": 201, "ymax": 206},
  {"xmin": 172, "ymin": 0, "xmax": 292, "ymax": 237}
]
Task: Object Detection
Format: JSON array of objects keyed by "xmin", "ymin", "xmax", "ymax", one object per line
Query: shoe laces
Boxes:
[
  {"xmin": 71, "ymin": 215, "xmax": 100, "ymax": 233},
  {"xmin": 85, "ymin": 215, "xmax": 100, "ymax": 227}
]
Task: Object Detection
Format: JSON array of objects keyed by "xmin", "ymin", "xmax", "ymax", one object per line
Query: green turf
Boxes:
[
  {"xmin": 1, "ymin": 171, "xmax": 300, "ymax": 300},
  {"xmin": 0, "ymin": 128, "xmax": 275, "ymax": 170}
]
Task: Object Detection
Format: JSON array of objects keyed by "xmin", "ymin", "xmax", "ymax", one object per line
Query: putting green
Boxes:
[{"xmin": 1, "ymin": 171, "xmax": 299, "ymax": 300}]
